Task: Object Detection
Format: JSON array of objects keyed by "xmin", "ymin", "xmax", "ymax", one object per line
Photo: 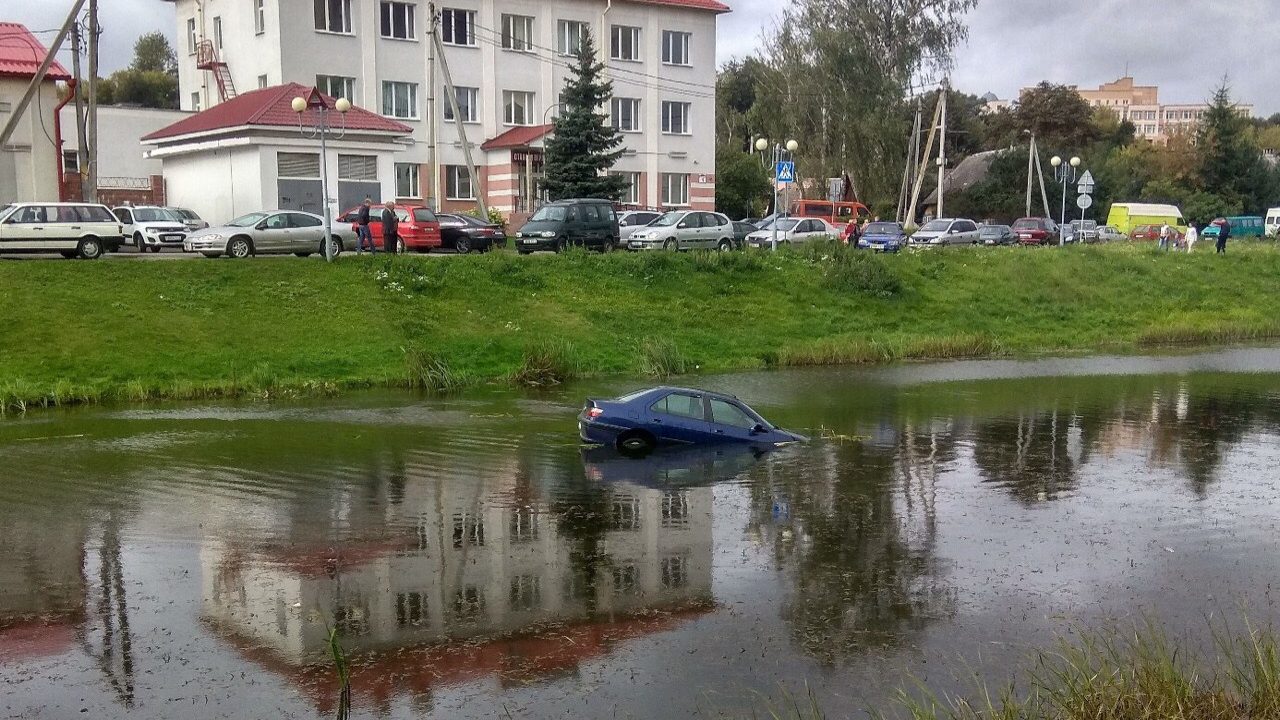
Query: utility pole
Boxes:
[
  {"xmin": 70, "ymin": 21, "xmax": 88, "ymax": 192},
  {"xmin": 0, "ymin": 0, "xmax": 86, "ymax": 150},
  {"xmin": 936, "ymin": 81, "xmax": 948, "ymax": 219},
  {"xmin": 426, "ymin": 3, "xmax": 438, "ymax": 211},
  {"xmin": 1025, "ymin": 134, "xmax": 1035, "ymax": 218},
  {"xmin": 432, "ymin": 24, "xmax": 488, "ymax": 217},
  {"xmin": 906, "ymin": 97, "xmax": 942, "ymax": 227},
  {"xmin": 85, "ymin": 0, "xmax": 99, "ymax": 202}
]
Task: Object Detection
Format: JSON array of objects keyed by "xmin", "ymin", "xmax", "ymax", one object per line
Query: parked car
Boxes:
[
  {"xmin": 113, "ymin": 205, "xmax": 189, "ymax": 253},
  {"xmin": 616, "ymin": 210, "xmax": 662, "ymax": 248},
  {"xmin": 910, "ymin": 218, "xmax": 980, "ymax": 246},
  {"xmin": 578, "ymin": 386, "xmax": 807, "ymax": 455},
  {"xmin": 1011, "ymin": 217, "xmax": 1060, "ymax": 246},
  {"xmin": 1129, "ymin": 223, "xmax": 1183, "ymax": 243},
  {"xmin": 1096, "ymin": 225, "xmax": 1126, "ymax": 243},
  {"xmin": 337, "ymin": 203, "xmax": 433, "ymax": 253},
  {"xmin": 858, "ymin": 221, "xmax": 907, "ymax": 252},
  {"xmin": 185, "ymin": 210, "xmax": 344, "ymax": 258},
  {"xmin": 514, "ymin": 198, "xmax": 618, "ymax": 253},
  {"xmin": 1064, "ymin": 219, "xmax": 1099, "ymax": 244},
  {"xmin": 745, "ymin": 217, "xmax": 838, "ymax": 249},
  {"xmin": 628, "ymin": 211, "xmax": 736, "ymax": 251},
  {"xmin": 436, "ymin": 212, "xmax": 505, "ymax": 253},
  {"xmin": 978, "ymin": 224, "xmax": 1017, "ymax": 246},
  {"xmin": 0, "ymin": 201, "xmax": 123, "ymax": 258},
  {"xmin": 167, "ymin": 207, "xmax": 208, "ymax": 232},
  {"xmin": 731, "ymin": 221, "xmax": 757, "ymax": 249}
]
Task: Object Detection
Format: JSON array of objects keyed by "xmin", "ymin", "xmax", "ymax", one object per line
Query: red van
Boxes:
[{"xmin": 338, "ymin": 204, "xmax": 442, "ymax": 252}]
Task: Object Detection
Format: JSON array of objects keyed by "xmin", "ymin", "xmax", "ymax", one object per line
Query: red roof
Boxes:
[
  {"xmin": 481, "ymin": 124, "xmax": 554, "ymax": 151},
  {"xmin": 629, "ymin": 0, "xmax": 731, "ymax": 11},
  {"xmin": 0, "ymin": 23, "xmax": 72, "ymax": 81},
  {"xmin": 141, "ymin": 83, "xmax": 412, "ymax": 142}
]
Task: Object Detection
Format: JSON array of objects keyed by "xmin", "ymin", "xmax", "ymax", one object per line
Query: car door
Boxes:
[
  {"xmin": 647, "ymin": 391, "xmax": 715, "ymax": 444},
  {"xmin": 580, "ymin": 203, "xmax": 602, "ymax": 248},
  {"xmin": 708, "ymin": 397, "xmax": 765, "ymax": 443},
  {"xmin": 256, "ymin": 212, "xmax": 293, "ymax": 253},
  {"xmin": 1, "ymin": 206, "xmax": 44, "ymax": 249},
  {"xmin": 288, "ymin": 213, "xmax": 325, "ymax": 250}
]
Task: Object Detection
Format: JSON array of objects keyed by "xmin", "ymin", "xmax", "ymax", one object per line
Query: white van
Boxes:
[
  {"xmin": 0, "ymin": 202, "xmax": 124, "ymax": 259},
  {"xmin": 1266, "ymin": 207, "xmax": 1280, "ymax": 237}
]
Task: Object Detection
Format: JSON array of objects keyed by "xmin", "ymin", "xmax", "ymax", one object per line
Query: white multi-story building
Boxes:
[{"xmin": 163, "ymin": 0, "xmax": 727, "ymax": 218}]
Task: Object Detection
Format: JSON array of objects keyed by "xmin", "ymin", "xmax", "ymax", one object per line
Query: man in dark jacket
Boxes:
[
  {"xmin": 1216, "ymin": 219, "xmax": 1230, "ymax": 254},
  {"xmin": 381, "ymin": 201, "xmax": 399, "ymax": 254},
  {"xmin": 356, "ymin": 197, "xmax": 374, "ymax": 253}
]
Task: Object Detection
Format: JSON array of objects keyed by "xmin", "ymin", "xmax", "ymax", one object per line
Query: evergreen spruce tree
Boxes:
[
  {"xmin": 1197, "ymin": 81, "xmax": 1269, "ymax": 211},
  {"xmin": 540, "ymin": 30, "xmax": 629, "ymax": 201}
]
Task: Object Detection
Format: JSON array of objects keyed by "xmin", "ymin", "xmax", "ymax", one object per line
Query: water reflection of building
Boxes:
[{"xmin": 200, "ymin": 452, "xmax": 713, "ymax": 709}]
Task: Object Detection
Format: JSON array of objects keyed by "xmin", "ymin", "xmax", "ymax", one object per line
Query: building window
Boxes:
[
  {"xmin": 611, "ymin": 25, "xmax": 640, "ymax": 61},
  {"xmin": 503, "ymin": 90, "xmax": 534, "ymax": 126},
  {"xmin": 509, "ymin": 575, "xmax": 541, "ymax": 612},
  {"xmin": 445, "ymin": 165, "xmax": 474, "ymax": 200},
  {"xmin": 278, "ymin": 152, "xmax": 321, "ymax": 178},
  {"xmin": 611, "ymin": 172, "xmax": 640, "ymax": 204},
  {"xmin": 380, "ymin": 2, "xmax": 416, "ymax": 39},
  {"xmin": 661, "ymin": 101, "xmax": 690, "ymax": 134},
  {"xmin": 444, "ymin": 86, "xmax": 478, "ymax": 123},
  {"xmin": 395, "ymin": 592, "xmax": 425, "ymax": 627},
  {"xmin": 257, "ymin": 74, "xmax": 268, "ymax": 89},
  {"xmin": 661, "ymin": 491, "xmax": 690, "ymax": 528},
  {"xmin": 451, "ymin": 511, "xmax": 484, "ymax": 548},
  {"xmin": 611, "ymin": 495, "xmax": 641, "ymax": 531},
  {"xmin": 382, "ymin": 81, "xmax": 418, "ymax": 119},
  {"xmin": 317, "ymin": 75, "xmax": 355, "ymax": 102},
  {"xmin": 254, "ymin": 0, "xmax": 266, "ymax": 34},
  {"xmin": 452, "ymin": 586, "xmax": 485, "ymax": 620},
  {"xmin": 314, "ymin": 0, "xmax": 352, "ymax": 33},
  {"xmin": 441, "ymin": 8, "xmax": 475, "ymax": 46},
  {"xmin": 662, "ymin": 31, "xmax": 691, "ymax": 65},
  {"xmin": 501, "ymin": 14, "xmax": 534, "ymax": 52},
  {"xmin": 213, "ymin": 16, "xmax": 223, "ymax": 49},
  {"xmin": 339, "ymin": 155, "xmax": 378, "ymax": 181},
  {"xmin": 612, "ymin": 564, "xmax": 638, "ymax": 595},
  {"xmin": 557, "ymin": 20, "xmax": 586, "ymax": 56},
  {"xmin": 62, "ymin": 150, "xmax": 79, "ymax": 174},
  {"xmin": 191, "ymin": 91, "xmax": 201, "ymax": 111},
  {"xmin": 611, "ymin": 97, "xmax": 640, "ymax": 132},
  {"xmin": 661, "ymin": 556, "xmax": 688, "ymax": 589},
  {"xmin": 186, "ymin": 18, "xmax": 197, "ymax": 54},
  {"xmin": 510, "ymin": 506, "xmax": 539, "ymax": 542},
  {"xmin": 662, "ymin": 173, "xmax": 689, "ymax": 206},
  {"xmin": 396, "ymin": 163, "xmax": 420, "ymax": 197}
]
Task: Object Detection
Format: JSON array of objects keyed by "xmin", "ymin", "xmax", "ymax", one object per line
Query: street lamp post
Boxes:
[
  {"xmin": 755, "ymin": 137, "xmax": 799, "ymax": 252},
  {"xmin": 292, "ymin": 91, "xmax": 351, "ymax": 262},
  {"xmin": 1050, "ymin": 155, "xmax": 1080, "ymax": 247}
]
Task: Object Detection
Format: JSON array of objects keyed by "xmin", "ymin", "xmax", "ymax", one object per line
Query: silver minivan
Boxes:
[
  {"xmin": 910, "ymin": 218, "xmax": 980, "ymax": 246},
  {"xmin": 627, "ymin": 211, "xmax": 735, "ymax": 251}
]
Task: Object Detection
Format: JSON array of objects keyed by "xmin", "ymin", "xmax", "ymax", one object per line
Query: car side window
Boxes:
[
  {"xmin": 288, "ymin": 213, "xmax": 322, "ymax": 228},
  {"xmin": 958, "ymin": 221, "xmax": 977, "ymax": 232},
  {"xmin": 650, "ymin": 392, "xmax": 705, "ymax": 421},
  {"xmin": 710, "ymin": 399, "xmax": 758, "ymax": 430},
  {"xmin": 566, "ymin": 207, "xmax": 579, "ymax": 223},
  {"xmin": 265, "ymin": 214, "xmax": 290, "ymax": 230},
  {"xmin": 413, "ymin": 209, "xmax": 436, "ymax": 223},
  {"xmin": 114, "ymin": 208, "xmax": 132, "ymax": 224},
  {"xmin": 15, "ymin": 206, "xmax": 45, "ymax": 223},
  {"xmin": 581, "ymin": 205, "xmax": 599, "ymax": 223},
  {"xmin": 597, "ymin": 205, "xmax": 615, "ymax": 223},
  {"xmin": 55, "ymin": 206, "xmax": 79, "ymax": 223}
]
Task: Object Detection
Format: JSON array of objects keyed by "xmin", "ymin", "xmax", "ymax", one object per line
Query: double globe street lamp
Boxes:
[
  {"xmin": 755, "ymin": 137, "xmax": 799, "ymax": 251},
  {"xmin": 1050, "ymin": 155, "xmax": 1080, "ymax": 247},
  {"xmin": 292, "ymin": 92, "xmax": 352, "ymax": 262}
]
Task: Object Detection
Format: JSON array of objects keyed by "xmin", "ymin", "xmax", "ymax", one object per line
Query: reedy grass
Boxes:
[
  {"xmin": 510, "ymin": 340, "xmax": 579, "ymax": 387},
  {"xmin": 640, "ymin": 338, "xmax": 693, "ymax": 378}
]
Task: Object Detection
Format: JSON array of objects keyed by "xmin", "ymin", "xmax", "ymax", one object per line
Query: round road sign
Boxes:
[{"xmin": 1077, "ymin": 194, "xmax": 1093, "ymax": 210}]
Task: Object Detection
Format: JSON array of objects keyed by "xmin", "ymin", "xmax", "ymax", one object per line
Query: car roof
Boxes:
[
  {"xmin": 643, "ymin": 385, "xmax": 742, "ymax": 402},
  {"xmin": 546, "ymin": 198, "xmax": 614, "ymax": 205},
  {"xmin": 12, "ymin": 201, "xmax": 110, "ymax": 207}
]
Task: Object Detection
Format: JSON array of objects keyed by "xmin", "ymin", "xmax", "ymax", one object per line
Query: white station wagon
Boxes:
[{"xmin": 0, "ymin": 202, "xmax": 124, "ymax": 259}]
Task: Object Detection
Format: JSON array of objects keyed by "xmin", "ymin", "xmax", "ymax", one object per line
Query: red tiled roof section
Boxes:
[
  {"xmin": 629, "ymin": 0, "xmax": 732, "ymax": 12},
  {"xmin": 481, "ymin": 124, "xmax": 554, "ymax": 151},
  {"xmin": 0, "ymin": 22, "xmax": 72, "ymax": 81},
  {"xmin": 142, "ymin": 82, "xmax": 413, "ymax": 142}
]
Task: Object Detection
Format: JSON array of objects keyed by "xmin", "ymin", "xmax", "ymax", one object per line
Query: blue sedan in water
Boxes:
[
  {"xmin": 857, "ymin": 221, "xmax": 907, "ymax": 253},
  {"xmin": 578, "ymin": 386, "xmax": 807, "ymax": 455}
]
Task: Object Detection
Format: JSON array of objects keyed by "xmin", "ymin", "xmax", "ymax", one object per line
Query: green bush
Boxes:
[{"xmin": 822, "ymin": 249, "xmax": 903, "ymax": 298}]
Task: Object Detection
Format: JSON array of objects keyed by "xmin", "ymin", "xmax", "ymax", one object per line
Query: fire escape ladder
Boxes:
[{"xmin": 195, "ymin": 39, "xmax": 237, "ymax": 103}]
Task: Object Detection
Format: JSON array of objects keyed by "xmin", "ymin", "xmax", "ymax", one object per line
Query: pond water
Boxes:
[{"xmin": 4, "ymin": 348, "xmax": 1280, "ymax": 719}]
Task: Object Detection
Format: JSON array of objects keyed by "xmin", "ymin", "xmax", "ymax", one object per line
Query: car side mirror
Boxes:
[
  {"xmin": 677, "ymin": 223, "xmax": 688, "ymax": 229},
  {"xmin": 948, "ymin": 229, "xmax": 958, "ymax": 234},
  {"xmin": 750, "ymin": 424, "xmax": 767, "ymax": 435},
  {"xmin": 256, "ymin": 222, "xmax": 269, "ymax": 230}
]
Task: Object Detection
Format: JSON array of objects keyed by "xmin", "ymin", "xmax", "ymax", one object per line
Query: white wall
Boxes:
[
  {"xmin": 0, "ymin": 77, "xmax": 63, "ymax": 204},
  {"xmin": 58, "ymin": 106, "xmax": 192, "ymax": 179},
  {"xmin": 173, "ymin": 0, "xmax": 287, "ymax": 110}
]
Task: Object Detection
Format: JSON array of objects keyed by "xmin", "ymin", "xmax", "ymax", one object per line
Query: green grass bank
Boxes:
[{"xmin": 3, "ymin": 242, "xmax": 1280, "ymax": 412}]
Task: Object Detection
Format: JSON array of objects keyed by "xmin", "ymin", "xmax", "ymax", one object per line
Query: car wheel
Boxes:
[
  {"xmin": 396, "ymin": 238, "xmax": 405, "ymax": 254},
  {"xmin": 616, "ymin": 430, "xmax": 657, "ymax": 457},
  {"xmin": 556, "ymin": 238, "xmax": 567, "ymax": 253},
  {"xmin": 150, "ymin": 245, "xmax": 162, "ymax": 253},
  {"xmin": 134, "ymin": 233, "xmax": 144, "ymax": 251},
  {"xmin": 717, "ymin": 239, "xmax": 733, "ymax": 252},
  {"xmin": 663, "ymin": 238, "xmax": 678, "ymax": 251},
  {"xmin": 455, "ymin": 237, "xmax": 472, "ymax": 254},
  {"xmin": 327, "ymin": 237, "xmax": 343, "ymax": 258},
  {"xmin": 228, "ymin": 237, "xmax": 252, "ymax": 258},
  {"xmin": 201, "ymin": 252, "xmax": 220, "ymax": 259},
  {"xmin": 77, "ymin": 237, "xmax": 104, "ymax": 260},
  {"xmin": 600, "ymin": 241, "xmax": 613, "ymax": 253}
]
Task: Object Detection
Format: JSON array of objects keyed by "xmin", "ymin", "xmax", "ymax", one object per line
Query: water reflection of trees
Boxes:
[{"xmin": 750, "ymin": 429, "xmax": 958, "ymax": 665}]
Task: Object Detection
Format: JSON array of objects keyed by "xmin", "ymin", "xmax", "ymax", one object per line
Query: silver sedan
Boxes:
[{"xmin": 184, "ymin": 210, "xmax": 353, "ymax": 258}]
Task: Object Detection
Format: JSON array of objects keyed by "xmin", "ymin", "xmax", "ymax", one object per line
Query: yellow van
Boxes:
[{"xmin": 1105, "ymin": 203, "xmax": 1184, "ymax": 235}]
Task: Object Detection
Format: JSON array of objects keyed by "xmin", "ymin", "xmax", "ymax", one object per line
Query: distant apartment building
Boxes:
[
  {"xmin": 1074, "ymin": 76, "xmax": 1253, "ymax": 144},
  {"xmin": 162, "ymin": 0, "xmax": 727, "ymax": 216}
]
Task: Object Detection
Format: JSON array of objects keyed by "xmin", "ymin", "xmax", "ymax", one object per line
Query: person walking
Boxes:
[
  {"xmin": 1158, "ymin": 222, "xmax": 1172, "ymax": 251},
  {"xmin": 1184, "ymin": 222, "xmax": 1198, "ymax": 253},
  {"xmin": 1216, "ymin": 218, "xmax": 1230, "ymax": 255},
  {"xmin": 381, "ymin": 201, "xmax": 400, "ymax": 254},
  {"xmin": 356, "ymin": 197, "xmax": 374, "ymax": 254}
]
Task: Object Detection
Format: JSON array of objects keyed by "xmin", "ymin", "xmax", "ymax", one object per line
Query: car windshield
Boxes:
[
  {"xmin": 173, "ymin": 209, "xmax": 197, "ymax": 220},
  {"xmin": 133, "ymin": 208, "xmax": 181, "ymax": 223},
  {"xmin": 651, "ymin": 212, "xmax": 685, "ymax": 227},
  {"xmin": 1011, "ymin": 219, "xmax": 1041, "ymax": 230},
  {"xmin": 529, "ymin": 206, "xmax": 567, "ymax": 222},
  {"xmin": 979, "ymin": 226, "xmax": 1004, "ymax": 235},
  {"xmin": 760, "ymin": 218, "xmax": 799, "ymax": 232},
  {"xmin": 865, "ymin": 222, "xmax": 899, "ymax": 234},
  {"xmin": 920, "ymin": 220, "xmax": 950, "ymax": 232},
  {"xmin": 227, "ymin": 212, "xmax": 269, "ymax": 227}
]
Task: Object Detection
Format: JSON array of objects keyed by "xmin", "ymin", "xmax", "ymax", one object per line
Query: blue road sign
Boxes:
[{"xmin": 775, "ymin": 161, "xmax": 796, "ymax": 183}]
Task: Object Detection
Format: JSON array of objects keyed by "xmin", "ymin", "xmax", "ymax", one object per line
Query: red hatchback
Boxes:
[
  {"xmin": 1129, "ymin": 224, "xmax": 1182, "ymax": 243},
  {"xmin": 338, "ymin": 204, "xmax": 442, "ymax": 252},
  {"xmin": 1011, "ymin": 217, "xmax": 1059, "ymax": 246}
]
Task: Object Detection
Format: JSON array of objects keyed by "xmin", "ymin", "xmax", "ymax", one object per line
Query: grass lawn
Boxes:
[{"xmin": 3, "ymin": 241, "xmax": 1279, "ymax": 411}]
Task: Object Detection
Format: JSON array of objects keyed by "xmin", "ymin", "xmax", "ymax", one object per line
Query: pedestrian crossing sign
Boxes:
[{"xmin": 776, "ymin": 161, "xmax": 796, "ymax": 183}]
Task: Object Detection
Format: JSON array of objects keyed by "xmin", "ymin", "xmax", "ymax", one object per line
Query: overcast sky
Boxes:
[{"xmin": 9, "ymin": 0, "xmax": 1279, "ymax": 115}]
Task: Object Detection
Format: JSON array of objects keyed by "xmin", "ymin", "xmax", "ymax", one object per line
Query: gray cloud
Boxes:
[{"xmin": 6, "ymin": 0, "xmax": 172, "ymax": 76}]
